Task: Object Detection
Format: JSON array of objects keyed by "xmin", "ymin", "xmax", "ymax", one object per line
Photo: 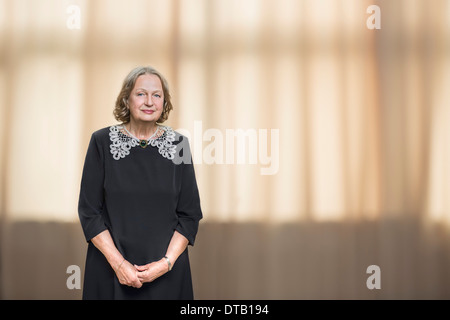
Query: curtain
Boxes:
[{"xmin": 1, "ymin": 0, "xmax": 450, "ymax": 299}]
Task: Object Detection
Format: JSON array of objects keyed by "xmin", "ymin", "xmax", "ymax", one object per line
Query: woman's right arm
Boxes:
[
  {"xmin": 91, "ymin": 230, "xmax": 142, "ymax": 288},
  {"xmin": 79, "ymin": 132, "xmax": 141, "ymax": 288}
]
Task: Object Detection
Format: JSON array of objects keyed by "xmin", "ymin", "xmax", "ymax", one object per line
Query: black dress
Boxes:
[{"xmin": 78, "ymin": 124, "xmax": 202, "ymax": 300}]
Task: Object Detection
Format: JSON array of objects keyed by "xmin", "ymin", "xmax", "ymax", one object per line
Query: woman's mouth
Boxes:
[{"xmin": 142, "ymin": 110, "xmax": 155, "ymax": 114}]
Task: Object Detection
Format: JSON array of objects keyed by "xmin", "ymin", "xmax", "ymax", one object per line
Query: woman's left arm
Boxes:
[
  {"xmin": 164, "ymin": 230, "xmax": 190, "ymax": 267},
  {"xmin": 136, "ymin": 135, "xmax": 202, "ymax": 284},
  {"xmin": 135, "ymin": 231, "xmax": 188, "ymax": 283}
]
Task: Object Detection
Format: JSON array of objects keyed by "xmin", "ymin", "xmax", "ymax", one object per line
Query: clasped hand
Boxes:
[{"xmin": 115, "ymin": 258, "xmax": 168, "ymax": 288}]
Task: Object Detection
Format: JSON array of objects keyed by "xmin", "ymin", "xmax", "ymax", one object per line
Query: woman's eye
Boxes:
[
  {"xmin": 154, "ymin": 94, "xmax": 161, "ymax": 98},
  {"xmin": 137, "ymin": 93, "xmax": 145, "ymax": 96}
]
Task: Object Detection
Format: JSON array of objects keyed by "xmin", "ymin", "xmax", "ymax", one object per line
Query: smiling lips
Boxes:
[{"xmin": 142, "ymin": 109, "xmax": 155, "ymax": 114}]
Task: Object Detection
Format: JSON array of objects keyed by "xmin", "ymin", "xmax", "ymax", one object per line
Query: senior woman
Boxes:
[{"xmin": 78, "ymin": 66, "xmax": 202, "ymax": 299}]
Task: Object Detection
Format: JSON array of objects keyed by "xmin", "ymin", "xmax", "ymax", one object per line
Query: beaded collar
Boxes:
[{"xmin": 109, "ymin": 124, "xmax": 176, "ymax": 160}]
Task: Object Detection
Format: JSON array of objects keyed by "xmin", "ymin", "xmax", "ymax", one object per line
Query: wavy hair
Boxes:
[{"xmin": 113, "ymin": 66, "xmax": 173, "ymax": 124}]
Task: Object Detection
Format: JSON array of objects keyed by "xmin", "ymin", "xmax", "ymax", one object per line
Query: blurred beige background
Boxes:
[{"xmin": 1, "ymin": 0, "xmax": 450, "ymax": 299}]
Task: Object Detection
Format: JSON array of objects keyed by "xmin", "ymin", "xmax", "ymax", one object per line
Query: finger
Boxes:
[
  {"xmin": 134, "ymin": 264, "xmax": 148, "ymax": 271},
  {"xmin": 137, "ymin": 269, "xmax": 146, "ymax": 280},
  {"xmin": 136, "ymin": 268, "xmax": 146, "ymax": 276}
]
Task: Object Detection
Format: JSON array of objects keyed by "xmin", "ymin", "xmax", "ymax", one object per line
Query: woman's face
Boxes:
[{"xmin": 127, "ymin": 74, "xmax": 164, "ymax": 124}]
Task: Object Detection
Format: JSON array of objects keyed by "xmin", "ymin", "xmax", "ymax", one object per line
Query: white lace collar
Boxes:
[{"xmin": 109, "ymin": 124, "xmax": 176, "ymax": 160}]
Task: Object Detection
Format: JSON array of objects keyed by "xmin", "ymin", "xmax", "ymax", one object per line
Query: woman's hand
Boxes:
[
  {"xmin": 90, "ymin": 231, "xmax": 142, "ymax": 289},
  {"xmin": 135, "ymin": 258, "xmax": 169, "ymax": 284},
  {"xmin": 115, "ymin": 260, "xmax": 142, "ymax": 288}
]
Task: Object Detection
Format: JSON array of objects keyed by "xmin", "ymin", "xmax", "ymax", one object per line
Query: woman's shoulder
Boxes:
[
  {"xmin": 89, "ymin": 125, "xmax": 124, "ymax": 144},
  {"xmin": 91, "ymin": 125, "xmax": 115, "ymax": 138},
  {"xmin": 89, "ymin": 124, "xmax": 189, "ymax": 144},
  {"xmin": 160, "ymin": 125, "xmax": 190, "ymax": 144}
]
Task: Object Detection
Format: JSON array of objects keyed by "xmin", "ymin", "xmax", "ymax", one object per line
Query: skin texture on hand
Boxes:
[
  {"xmin": 135, "ymin": 259, "xmax": 169, "ymax": 284},
  {"xmin": 115, "ymin": 260, "xmax": 142, "ymax": 288},
  {"xmin": 91, "ymin": 229, "xmax": 189, "ymax": 288}
]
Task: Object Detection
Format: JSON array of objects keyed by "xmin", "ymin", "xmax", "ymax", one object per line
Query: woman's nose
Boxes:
[{"xmin": 146, "ymin": 96, "xmax": 153, "ymax": 106}]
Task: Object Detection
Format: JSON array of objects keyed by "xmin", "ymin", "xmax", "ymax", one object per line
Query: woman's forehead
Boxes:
[{"xmin": 134, "ymin": 74, "xmax": 163, "ymax": 90}]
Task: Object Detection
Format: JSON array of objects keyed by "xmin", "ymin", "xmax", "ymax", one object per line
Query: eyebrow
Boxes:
[{"xmin": 135, "ymin": 88, "xmax": 162, "ymax": 93}]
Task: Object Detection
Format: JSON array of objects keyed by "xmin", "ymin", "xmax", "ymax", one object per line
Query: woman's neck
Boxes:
[{"xmin": 126, "ymin": 120, "xmax": 157, "ymax": 140}]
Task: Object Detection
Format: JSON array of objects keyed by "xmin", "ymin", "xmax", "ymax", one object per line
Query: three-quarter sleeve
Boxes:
[
  {"xmin": 175, "ymin": 137, "xmax": 203, "ymax": 246},
  {"xmin": 78, "ymin": 132, "xmax": 108, "ymax": 242}
]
